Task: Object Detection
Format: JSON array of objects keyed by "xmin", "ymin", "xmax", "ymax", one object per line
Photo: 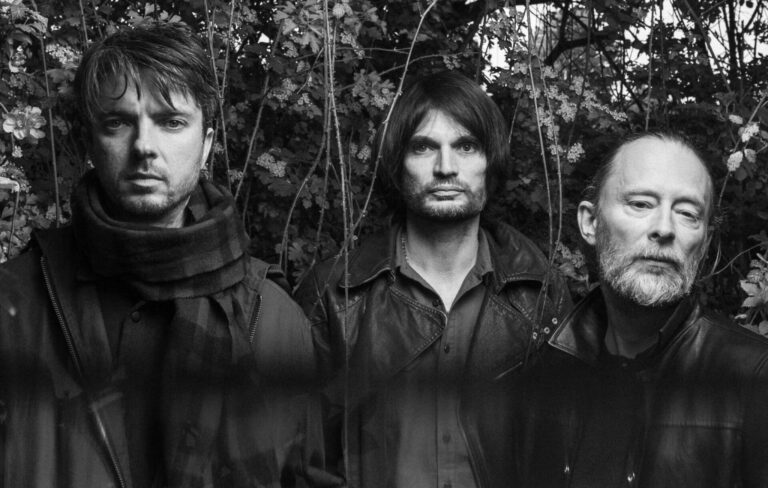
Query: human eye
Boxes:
[
  {"xmin": 458, "ymin": 141, "xmax": 479, "ymax": 153},
  {"xmin": 409, "ymin": 141, "xmax": 432, "ymax": 155},
  {"xmin": 163, "ymin": 118, "xmax": 187, "ymax": 131},
  {"xmin": 627, "ymin": 199, "xmax": 653, "ymax": 210},
  {"xmin": 676, "ymin": 206, "xmax": 702, "ymax": 224},
  {"xmin": 102, "ymin": 117, "xmax": 127, "ymax": 132}
]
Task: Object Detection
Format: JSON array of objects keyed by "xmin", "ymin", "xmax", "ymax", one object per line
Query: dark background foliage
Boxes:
[{"xmin": 2, "ymin": 0, "xmax": 768, "ymax": 333}]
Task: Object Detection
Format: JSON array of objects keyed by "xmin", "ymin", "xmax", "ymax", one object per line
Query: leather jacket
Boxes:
[
  {"xmin": 517, "ymin": 287, "xmax": 768, "ymax": 488},
  {"xmin": 0, "ymin": 226, "xmax": 321, "ymax": 488},
  {"xmin": 297, "ymin": 221, "xmax": 572, "ymax": 488}
]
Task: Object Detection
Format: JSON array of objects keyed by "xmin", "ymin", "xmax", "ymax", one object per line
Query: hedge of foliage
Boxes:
[{"xmin": 1, "ymin": 0, "xmax": 768, "ymax": 334}]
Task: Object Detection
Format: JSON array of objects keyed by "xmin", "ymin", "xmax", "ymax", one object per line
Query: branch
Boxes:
[{"xmin": 543, "ymin": 31, "xmax": 613, "ymax": 65}]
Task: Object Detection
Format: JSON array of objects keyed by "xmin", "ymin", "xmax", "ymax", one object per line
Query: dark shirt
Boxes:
[
  {"xmin": 546, "ymin": 296, "xmax": 697, "ymax": 488},
  {"xmin": 98, "ymin": 283, "xmax": 170, "ymax": 488},
  {"xmin": 569, "ymin": 349, "xmax": 644, "ymax": 488},
  {"xmin": 77, "ymin": 206, "xmax": 202, "ymax": 487},
  {"xmin": 388, "ymin": 228, "xmax": 493, "ymax": 488}
]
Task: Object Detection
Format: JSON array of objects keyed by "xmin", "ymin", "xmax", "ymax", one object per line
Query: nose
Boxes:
[
  {"xmin": 649, "ymin": 207, "xmax": 675, "ymax": 244},
  {"xmin": 434, "ymin": 148, "xmax": 458, "ymax": 177},
  {"xmin": 132, "ymin": 119, "xmax": 158, "ymax": 161}
]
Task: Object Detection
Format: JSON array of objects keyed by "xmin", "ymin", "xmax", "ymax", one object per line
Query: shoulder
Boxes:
[
  {"xmin": 0, "ymin": 238, "xmax": 45, "ymax": 305},
  {"xmin": 318, "ymin": 231, "xmax": 392, "ymax": 284},
  {"xmin": 482, "ymin": 221, "xmax": 553, "ymax": 278},
  {"xmin": 482, "ymin": 221, "xmax": 573, "ymax": 313},
  {"xmin": 244, "ymin": 257, "xmax": 304, "ymax": 316},
  {"xmin": 696, "ymin": 308, "xmax": 768, "ymax": 347},
  {"xmin": 686, "ymin": 307, "xmax": 768, "ymax": 372},
  {"xmin": 483, "ymin": 221, "xmax": 547, "ymax": 258},
  {"xmin": 243, "ymin": 257, "xmax": 317, "ymax": 380},
  {"xmin": 298, "ymin": 230, "xmax": 392, "ymax": 296}
]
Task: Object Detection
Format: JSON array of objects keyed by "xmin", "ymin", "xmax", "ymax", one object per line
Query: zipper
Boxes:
[
  {"xmin": 248, "ymin": 294, "xmax": 262, "ymax": 344},
  {"xmin": 41, "ymin": 257, "xmax": 84, "ymax": 381},
  {"xmin": 41, "ymin": 257, "xmax": 127, "ymax": 488}
]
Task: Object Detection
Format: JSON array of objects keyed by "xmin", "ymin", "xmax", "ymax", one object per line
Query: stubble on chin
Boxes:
[
  {"xmin": 401, "ymin": 179, "xmax": 486, "ymax": 222},
  {"xmin": 101, "ymin": 177, "xmax": 197, "ymax": 225}
]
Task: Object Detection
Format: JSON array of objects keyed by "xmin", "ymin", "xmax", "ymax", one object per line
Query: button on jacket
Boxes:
[
  {"xmin": 297, "ymin": 221, "xmax": 572, "ymax": 488},
  {"xmin": 517, "ymin": 287, "xmax": 768, "ymax": 488}
]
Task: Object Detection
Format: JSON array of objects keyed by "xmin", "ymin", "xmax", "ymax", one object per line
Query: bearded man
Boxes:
[
  {"xmin": 297, "ymin": 70, "xmax": 571, "ymax": 488},
  {"xmin": 516, "ymin": 133, "xmax": 768, "ymax": 488},
  {"xmin": 0, "ymin": 23, "xmax": 322, "ymax": 488}
]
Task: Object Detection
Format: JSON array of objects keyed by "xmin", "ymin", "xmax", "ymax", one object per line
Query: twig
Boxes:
[
  {"xmin": 29, "ymin": 6, "xmax": 62, "ymax": 225},
  {"xmin": 645, "ymin": 4, "xmax": 654, "ymax": 130},
  {"xmin": 203, "ymin": 0, "xmax": 232, "ymax": 189},
  {"xmin": 77, "ymin": 0, "xmax": 89, "ymax": 46},
  {"xmin": 235, "ymin": 24, "xmax": 284, "ymax": 201}
]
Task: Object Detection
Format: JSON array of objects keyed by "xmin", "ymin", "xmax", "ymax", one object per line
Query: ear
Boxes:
[
  {"xmin": 201, "ymin": 127, "xmax": 214, "ymax": 168},
  {"xmin": 577, "ymin": 200, "xmax": 598, "ymax": 246}
]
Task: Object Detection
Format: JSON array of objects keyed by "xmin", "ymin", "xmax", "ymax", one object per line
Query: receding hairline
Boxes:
[{"xmin": 596, "ymin": 135, "xmax": 714, "ymax": 220}]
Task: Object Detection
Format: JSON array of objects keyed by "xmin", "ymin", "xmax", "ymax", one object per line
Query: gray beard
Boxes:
[{"xmin": 596, "ymin": 224, "xmax": 701, "ymax": 307}]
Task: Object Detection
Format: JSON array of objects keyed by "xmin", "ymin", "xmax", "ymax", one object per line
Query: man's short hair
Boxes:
[
  {"xmin": 73, "ymin": 22, "xmax": 218, "ymax": 130},
  {"xmin": 583, "ymin": 132, "xmax": 715, "ymax": 222},
  {"xmin": 375, "ymin": 70, "xmax": 510, "ymax": 212}
]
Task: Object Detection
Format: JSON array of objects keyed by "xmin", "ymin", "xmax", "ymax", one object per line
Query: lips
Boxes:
[
  {"xmin": 126, "ymin": 172, "xmax": 163, "ymax": 181},
  {"xmin": 634, "ymin": 255, "xmax": 681, "ymax": 271},
  {"xmin": 428, "ymin": 184, "xmax": 465, "ymax": 194}
]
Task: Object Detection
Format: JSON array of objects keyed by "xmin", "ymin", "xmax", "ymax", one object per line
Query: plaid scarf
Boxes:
[
  {"xmin": 73, "ymin": 172, "xmax": 288, "ymax": 487},
  {"xmin": 73, "ymin": 170, "xmax": 252, "ymax": 379}
]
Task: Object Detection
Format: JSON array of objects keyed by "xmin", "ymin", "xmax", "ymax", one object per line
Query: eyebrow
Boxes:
[
  {"xmin": 622, "ymin": 190, "xmax": 706, "ymax": 209},
  {"xmin": 408, "ymin": 134, "xmax": 480, "ymax": 146},
  {"xmin": 96, "ymin": 107, "xmax": 193, "ymax": 119}
]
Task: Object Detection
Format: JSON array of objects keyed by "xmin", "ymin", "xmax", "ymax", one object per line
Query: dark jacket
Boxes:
[
  {"xmin": 518, "ymin": 287, "xmax": 768, "ymax": 488},
  {"xmin": 0, "ymin": 226, "xmax": 321, "ymax": 488},
  {"xmin": 297, "ymin": 222, "xmax": 572, "ymax": 488}
]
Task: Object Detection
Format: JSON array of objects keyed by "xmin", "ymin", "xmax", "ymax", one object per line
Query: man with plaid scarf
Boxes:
[{"xmin": 0, "ymin": 23, "xmax": 328, "ymax": 488}]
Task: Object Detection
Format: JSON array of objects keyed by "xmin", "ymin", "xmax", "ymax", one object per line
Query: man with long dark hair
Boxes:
[
  {"xmin": 298, "ymin": 70, "xmax": 571, "ymax": 487},
  {"xmin": 0, "ymin": 22, "xmax": 322, "ymax": 488}
]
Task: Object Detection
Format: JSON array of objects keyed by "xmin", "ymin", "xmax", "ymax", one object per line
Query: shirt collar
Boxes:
[{"xmin": 394, "ymin": 226, "xmax": 495, "ymax": 280}]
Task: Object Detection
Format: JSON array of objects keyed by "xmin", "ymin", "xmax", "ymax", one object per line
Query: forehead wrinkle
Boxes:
[{"xmin": 600, "ymin": 138, "xmax": 712, "ymax": 213}]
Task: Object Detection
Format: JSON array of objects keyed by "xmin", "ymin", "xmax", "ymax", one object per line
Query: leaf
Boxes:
[
  {"xmin": 741, "ymin": 281, "xmax": 760, "ymax": 296},
  {"xmin": 759, "ymin": 321, "xmax": 768, "ymax": 336}
]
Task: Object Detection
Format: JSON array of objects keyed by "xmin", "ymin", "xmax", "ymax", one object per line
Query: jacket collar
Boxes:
[
  {"xmin": 548, "ymin": 285, "xmax": 699, "ymax": 366},
  {"xmin": 339, "ymin": 220, "xmax": 552, "ymax": 293}
]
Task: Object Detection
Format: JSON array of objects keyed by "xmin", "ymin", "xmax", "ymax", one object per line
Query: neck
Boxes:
[
  {"xmin": 403, "ymin": 213, "xmax": 481, "ymax": 311},
  {"xmin": 404, "ymin": 213, "xmax": 480, "ymax": 273},
  {"xmin": 601, "ymin": 285, "xmax": 678, "ymax": 358}
]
